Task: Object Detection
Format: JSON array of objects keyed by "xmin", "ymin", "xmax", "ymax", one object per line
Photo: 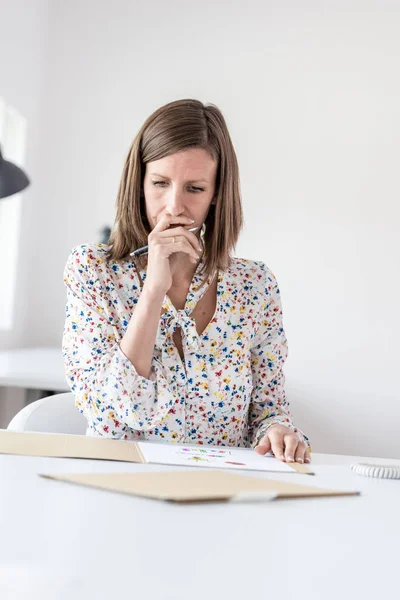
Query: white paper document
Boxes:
[{"xmin": 137, "ymin": 441, "xmax": 295, "ymax": 473}]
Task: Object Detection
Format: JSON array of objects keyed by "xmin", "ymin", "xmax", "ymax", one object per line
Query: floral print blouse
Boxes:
[{"xmin": 62, "ymin": 244, "xmax": 310, "ymax": 449}]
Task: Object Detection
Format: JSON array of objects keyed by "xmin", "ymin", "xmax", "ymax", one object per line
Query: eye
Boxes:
[
  {"xmin": 152, "ymin": 180, "xmax": 168, "ymax": 187},
  {"xmin": 189, "ymin": 186, "xmax": 204, "ymax": 193}
]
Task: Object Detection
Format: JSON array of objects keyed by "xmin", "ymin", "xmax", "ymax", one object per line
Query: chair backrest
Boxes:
[{"xmin": 7, "ymin": 392, "xmax": 87, "ymax": 435}]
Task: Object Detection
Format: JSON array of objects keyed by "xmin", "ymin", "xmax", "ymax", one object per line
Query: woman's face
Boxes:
[{"xmin": 143, "ymin": 147, "xmax": 217, "ymax": 230}]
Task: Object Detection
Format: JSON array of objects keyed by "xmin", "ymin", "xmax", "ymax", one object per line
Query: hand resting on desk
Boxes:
[{"xmin": 255, "ymin": 424, "xmax": 311, "ymax": 464}]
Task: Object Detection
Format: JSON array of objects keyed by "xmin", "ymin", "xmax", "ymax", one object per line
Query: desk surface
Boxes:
[
  {"xmin": 1, "ymin": 450, "xmax": 399, "ymax": 599},
  {"xmin": 0, "ymin": 347, "xmax": 69, "ymax": 391}
]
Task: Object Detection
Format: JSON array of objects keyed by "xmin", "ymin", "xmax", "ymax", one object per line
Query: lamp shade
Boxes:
[{"xmin": 0, "ymin": 146, "xmax": 30, "ymax": 199}]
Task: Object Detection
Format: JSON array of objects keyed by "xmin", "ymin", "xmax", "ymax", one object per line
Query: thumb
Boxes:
[{"xmin": 255, "ymin": 435, "xmax": 272, "ymax": 455}]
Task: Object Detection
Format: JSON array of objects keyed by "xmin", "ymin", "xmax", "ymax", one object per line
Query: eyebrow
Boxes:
[{"xmin": 150, "ymin": 173, "xmax": 209, "ymax": 184}]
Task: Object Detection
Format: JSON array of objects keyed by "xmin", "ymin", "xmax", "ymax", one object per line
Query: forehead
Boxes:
[{"xmin": 146, "ymin": 147, "xmax": 217, "ymax": 180}]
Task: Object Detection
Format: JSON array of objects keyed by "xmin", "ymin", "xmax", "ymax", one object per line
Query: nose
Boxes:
[{"xmin": 165, "ymin": 186, "xmax": 185, "ymax": 217}]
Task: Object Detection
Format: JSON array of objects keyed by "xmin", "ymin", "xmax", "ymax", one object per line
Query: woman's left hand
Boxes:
[{"xmin": 255, "ymin": 424, "xmax": 311, "ymax": 464}]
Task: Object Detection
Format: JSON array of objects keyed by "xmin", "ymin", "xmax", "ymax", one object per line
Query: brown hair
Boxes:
[{"xmin": 107, "ymin": 99, "xmax": 243, "ymax": 278}]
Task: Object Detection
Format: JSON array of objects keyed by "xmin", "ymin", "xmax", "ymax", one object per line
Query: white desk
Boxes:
[
  {"xmin": 0, "ymin": 451, "xmax": 399, "ymax": 599},
  {"xmin": 0, "ymin": 347, "xmax": 69, "ymax": 403}
]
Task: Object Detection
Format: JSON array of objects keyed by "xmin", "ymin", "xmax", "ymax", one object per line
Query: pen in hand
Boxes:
[{"xmin": 130, "ymin": 227, "xmax": 199, "ymax": 257}]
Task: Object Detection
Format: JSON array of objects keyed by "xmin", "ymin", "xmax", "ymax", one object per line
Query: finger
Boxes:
[
  {"xmin": 150, "ymin": 229, "xmax": 200, "ymax": 263},
  {"xmin": 304, "ymin": 449, "xmax": 312, "ymax": 464},
  {"xmin": 268, "ymin": 432, "xmax": 285, "ymax": 461},
  {"xmin": 294, "ymin": 441, "xmax": 307, "ymax": 464},
  {"xmin": 254, "ymin": 435, "xmax": 271, "ymax": 455},
  {"xmin": 162, "ymin": 239, "xmax": 200, "ymax": 263},
  {"xmin": 159, "ymin": 226, "xmax": 202, "ymax": 254},
  {"xmin": 153, "ymin": 215, "xmax": 195, "ymax": 233},
  {"xmin": 283, "ymin": 434, "xmax": 298, "ymax": 463}
]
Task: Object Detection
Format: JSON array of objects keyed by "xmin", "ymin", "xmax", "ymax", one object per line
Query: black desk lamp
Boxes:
[{"xmin": 0, "ymin": 145, "xmax": 30, "ymax": 199}]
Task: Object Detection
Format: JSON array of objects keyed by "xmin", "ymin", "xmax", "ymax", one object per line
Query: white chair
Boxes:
[{"xmin": 7, "ymin": 392, "xmax": 87, "ymax": 435}]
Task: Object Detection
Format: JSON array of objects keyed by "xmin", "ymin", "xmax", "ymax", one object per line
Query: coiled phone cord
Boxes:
[{"xmin": 351, "ymin": 463, "xmax": 400, "ymax": 479}]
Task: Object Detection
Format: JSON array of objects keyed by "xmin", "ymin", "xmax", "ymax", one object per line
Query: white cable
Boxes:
[{"xmin": 351, "ymin": 463, "xmax": 400, "ymax": 480}]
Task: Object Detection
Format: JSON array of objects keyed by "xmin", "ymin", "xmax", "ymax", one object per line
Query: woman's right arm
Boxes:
[
  {"xmin": 119, "ymin": 285, "xmax": 165, "ymax": 379},
  {"xmin": 63, "ymin": 222, "xmax": 200, "ymax": 437},
  {"xmin": 120, "ymin": 214, "xmax": 200, "ymax": 378},
  {"xmin": 62, "ymin": 246, "xmax": 174, "ymax": 438}
]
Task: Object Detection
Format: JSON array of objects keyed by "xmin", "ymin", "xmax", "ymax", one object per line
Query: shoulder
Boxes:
[
  {"xmin": 226, "ymin": 257, "xmax": 282, "ymax": 311},
  {"xmin": 64, "ymin": 243, "xmax": 109, "ymax": 280},
  {"xmin": 227, "ymin": 257, "xmax": 278, "ymax": 291},
  {"xmin": 63, "ymin": 243, "xmax": 129, "ymax": 296}
]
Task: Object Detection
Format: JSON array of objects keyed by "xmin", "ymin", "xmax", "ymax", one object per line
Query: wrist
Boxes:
[{"xmin": 141, "ymin": 281, "xmax": 167, "ymax": 304}]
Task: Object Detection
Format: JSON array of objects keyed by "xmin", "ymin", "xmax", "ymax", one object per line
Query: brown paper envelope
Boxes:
[
  {"xmin": 0, "ymin": 429, "xmax": 144, "ymax": 463},
  {"xmin": 40, "ymin": 470, "xmax": 360, "ymax": 503}
]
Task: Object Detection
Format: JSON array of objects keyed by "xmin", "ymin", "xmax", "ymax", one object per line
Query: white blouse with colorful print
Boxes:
[{"xmin": 62, "ymin": 244, "xmax": 309, "ymax": 449}]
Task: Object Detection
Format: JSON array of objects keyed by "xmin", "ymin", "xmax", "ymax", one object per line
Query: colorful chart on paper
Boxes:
[{"xmin": 137, "ymin": 442, "xmax": 295, "ymax": 473}]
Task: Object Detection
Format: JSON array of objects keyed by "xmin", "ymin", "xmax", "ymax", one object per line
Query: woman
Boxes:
[{"xmin": 63, "ymin": 99, "xmax": 311, "ymax": 464}]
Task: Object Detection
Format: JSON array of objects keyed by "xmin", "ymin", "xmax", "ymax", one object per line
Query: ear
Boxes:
[{"xmin": 211, "ymin": 195, "xmax": 217, "ymax": 205}]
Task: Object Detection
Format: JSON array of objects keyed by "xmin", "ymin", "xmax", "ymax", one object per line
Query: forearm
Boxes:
[
  {"xmin": 65, "ymin": 340, "xmax": 173, "ymax": 433},
  {"xmin": 120, "ymin": 283, "xmax": 164, "ymax": 379}
]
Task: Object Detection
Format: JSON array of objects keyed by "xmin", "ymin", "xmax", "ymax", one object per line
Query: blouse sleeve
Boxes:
[
  {"xmin": 62, "ymin": 246, "xmax": 178, "ymax": 437},
  {"xmin": 248, "ymin": 267, "xmax": 311, "ymax": 449}
]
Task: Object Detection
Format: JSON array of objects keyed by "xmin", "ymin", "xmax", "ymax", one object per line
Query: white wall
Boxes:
[
  {"xmin": 0, "ymin": 0, "xmax": 50, "ymax": 424},
  {"xmin": 3, "ymin": 0, "xmax": 400, "ymax": 457},
  {"xmin": 0, "ymin": 0, "xmax": 49, "ymax": 346}
]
